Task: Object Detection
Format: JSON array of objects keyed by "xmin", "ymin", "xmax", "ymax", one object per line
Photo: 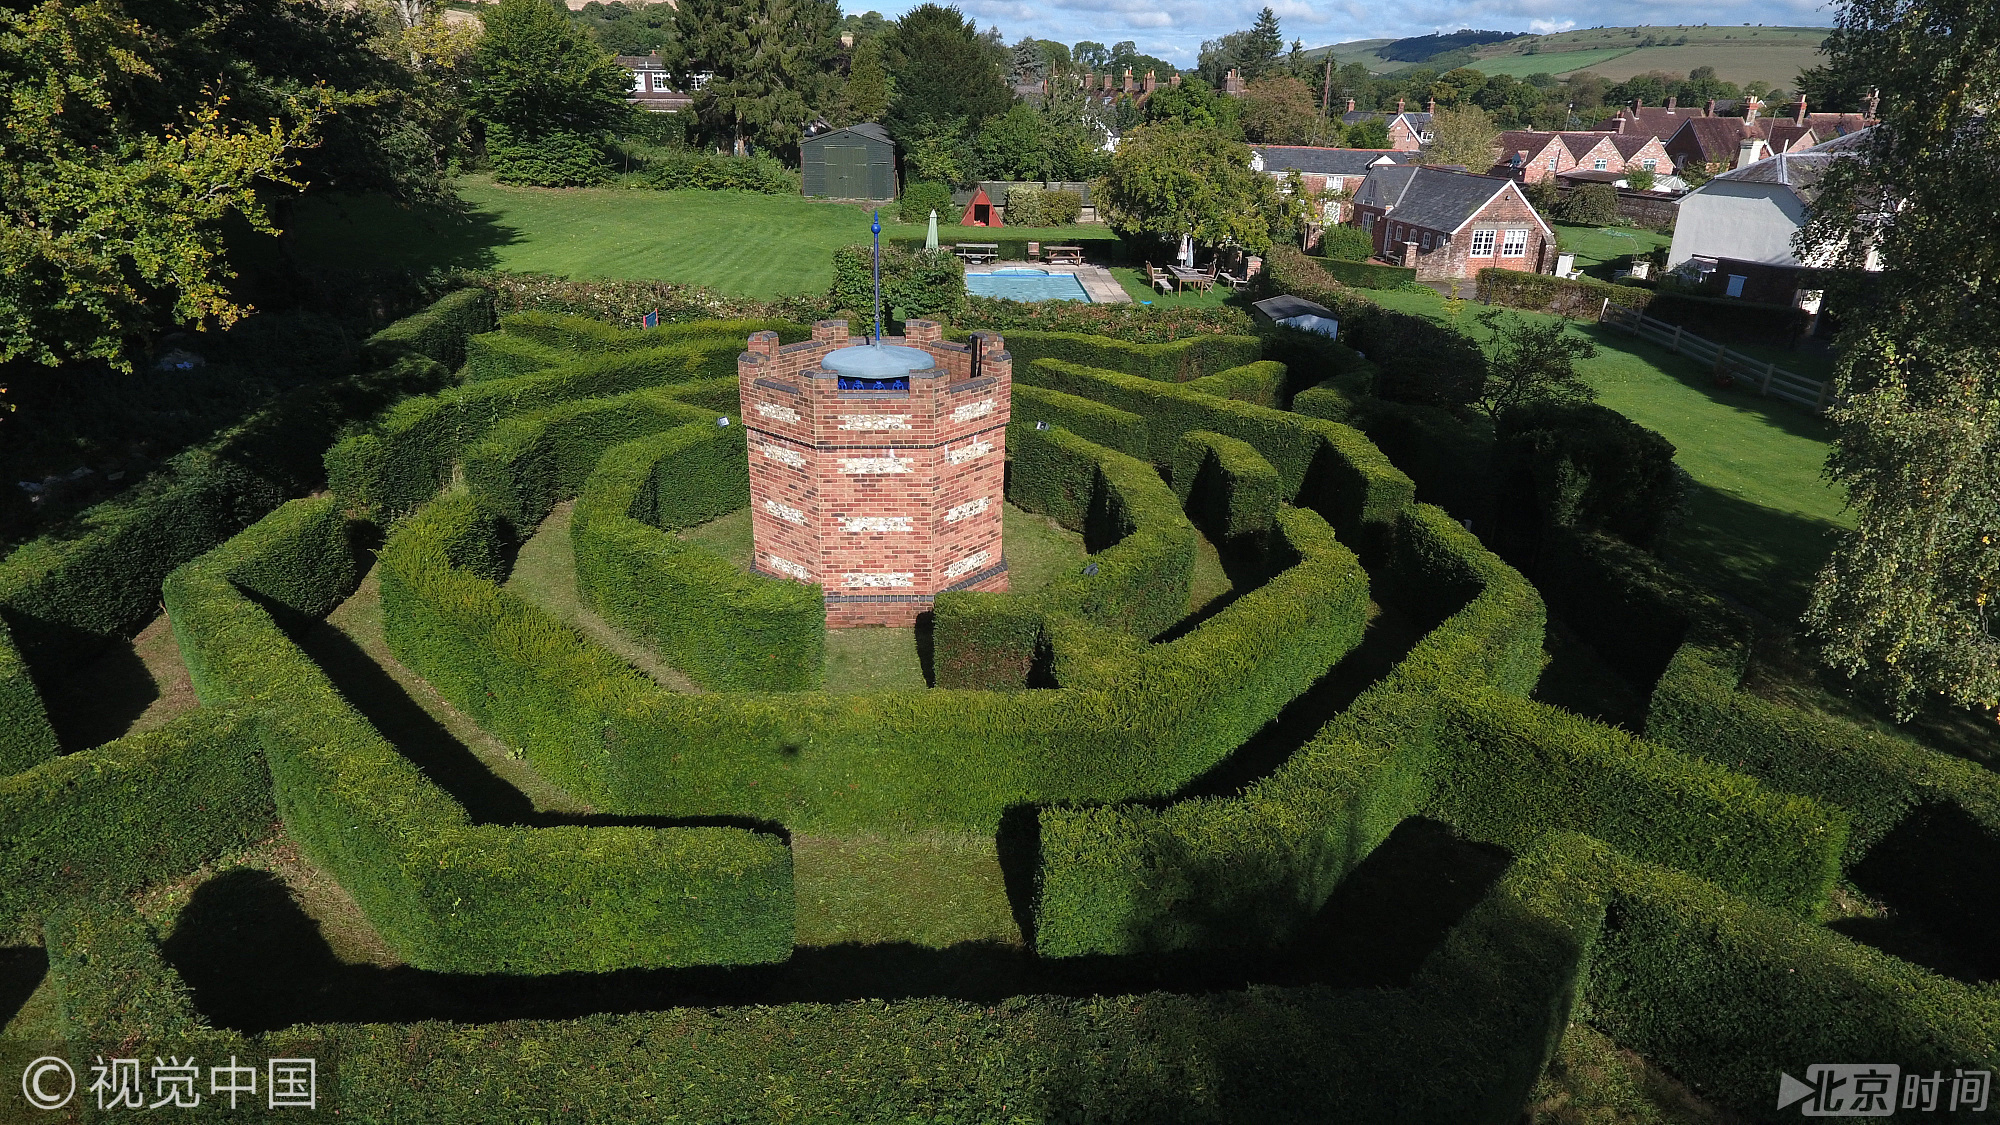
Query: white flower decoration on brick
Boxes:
[
  {"xmin": 762, "ymin": 498, "xmax": 805, "ymax": 525},
  {"xmin": 759, "ymin": 442, "xmax": 805, "ymax": 468},
  {"xmin": 943, "ymin": 550, "xmax": 992, "ymax": 579},
  {"xmin": 766, "ymin": 555, "xmax": 810, "ymax": 580},
  {"xmin": 754, "ymin": 402, "xmax": 800, "ymax": 424},
  {"xmin": 945, "ymin": 438, "xmax": 993, "ymax": 465},
  {"xmin": 840, "ymin": 515, "xmax": 912, "ymax": 533},
  {"xmin": 842, "ymin": 572, "xmax": 914, "ymax": 588},
  {"xmin": 838, "ymin": 455, "xmax": 913, "ymax": 474},
  {"xmin": 838, "ymin": 414, "xmax": 912, "ymax": 431},
  {"xmin": 950, "ymin": 398, "xmax": 995, "ymax": 423},
  {"xmin": 943, "ymin": 497, "xmax": 989, "ymax": 523}
]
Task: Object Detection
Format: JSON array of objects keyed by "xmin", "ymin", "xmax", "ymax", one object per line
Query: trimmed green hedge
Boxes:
[
  {"xmin": 1476, "ymin": 269, "xmax": 1650, "ymax": 319},
  {"xmin": 487, "ymin": 311, "xmax": 808, "ymax": 357},
  {"xmin": 1476, "ymin": 269, "xmax": 1816, "ymax": 346},
  {"xmin": 935, "ymin": 425, "xmax": 1197, "ymax": 689},
  {"xmin": 39, "ymin": 839, "xmax": 1605, "ymax": 1125},
  {"xmin": 1351, "ymin": 398, "xmax": 1497, "ymax": 529},
  {"xmin": 1290, "ymin": 370, "xmax": 1374, "ymax": 423},
  {"xmin": 0, "ymin": 293, "xmax": 473, "ymax": 676},
  {"xmin": 362, "ymin": 287, "xmax": 494, "ymax": 369},
  {"xmin": 0, "ymin": 709, "xmax": 272, "ymax": 932},
  {"xmin": 165, "ymin": 497, "xmax": 795, "ymax": 972},
  {"xmin": 0, "ymin": 613, "xmax": 57, "ymax": 773},
  {"xmin": 1183, "ymin": 360, "xmax": 1289, "ymax": 407},
  {"xmin": 379, "ymin": 488, "xmax": 1365, "ymax": 832},
  {"xmin": 462, "ymin": 331, "xmax": 565, "ymax": 383},
  {"xmin": 1172, "ymin": 430, "xmax": 1281, "ymax": 542},
  {"xmin": 1494, "ymin": 401, "xmax": 1683, "ymax": 553},
  {"xmin": 1586, "ymin": 846, "xmax": 2000, "ymax": 1121},
  {"xmin": 460, "ymin": 383, "xmax": 721, "ymax": 529},
  {"xmin": 572, "ymin": 423, "xmax": 824, "ymax": 692},
  {"xmin": 1034, "ymin": 503, "xmax": 1536, "ymax": 957},
  {"xmin": 326, "ymin": 337, "xmax": 750, "ymax": 521},
  {"xmin": 962, "ymin": 328, "xmax": 1264, "ymax": 383},
  {"xmin": 1427, "ymin": 690, "xmax": 1846, "ymax": 916},
  {"xmin": 1007, "ymin": 384, "xmax": 1150, "ymax": 459},
  {"xmin": 1020, "ymin": 358, "xmax": 1414, "ymax": 551}
]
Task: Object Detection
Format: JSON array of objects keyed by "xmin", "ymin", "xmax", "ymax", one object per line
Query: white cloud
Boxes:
[{"xmin": 1529, "ymin": 18, "xmax": 1577, "ymax": 33}]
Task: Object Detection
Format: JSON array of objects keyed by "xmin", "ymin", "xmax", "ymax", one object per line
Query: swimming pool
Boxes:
[{"xmin": 964, "ymin": 268, "xmax": 1092, "ymax": 303}]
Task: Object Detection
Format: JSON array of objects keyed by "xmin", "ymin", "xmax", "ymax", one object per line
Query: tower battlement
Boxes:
[{"xmin": 741, "ymin": 319, "xmax": 1011, "ymax": 628}]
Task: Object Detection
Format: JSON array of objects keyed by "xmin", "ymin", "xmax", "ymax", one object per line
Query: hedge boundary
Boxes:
[
  {"xmin": 1006, "ymin": 384, "xmax": 1150, "ymax": 459},
  {"xmin": 377, "ymin": 487, "xmax": 1366, "ymax": 833},
  {"xmin": 164, "ymin": 496, "xmax": 795, "ymax": 973},
  {"xmin": 1171, "ymin": 430, "xmax": 1282, "ymax": 543},
  {"xmin": 571, "ymin": 422, "xmax": 825, "ymax": 692},
  {"xmin": 954, "ymin": 328, "xmax": 1264, "ymax": 383},
  {"xmin": 934, "ymin": 425, "xmax": 1198, "ymax": 689},
  {"xmin": 0, "ymin": 613, "xmax": 57, "ymax": 773}
]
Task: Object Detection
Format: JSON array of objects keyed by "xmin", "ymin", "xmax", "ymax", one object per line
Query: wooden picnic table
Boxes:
[
  {"xmin": 953, "ymin": 243, "xmax": 1000, "ymax": 264},
  {"xmin": 1043, "ymin": 245, "xmax": 1084, "ymax": 265},
  {"xmin": 1169, "ymin": 265, "xmax": 1214, "ymax": 292}
]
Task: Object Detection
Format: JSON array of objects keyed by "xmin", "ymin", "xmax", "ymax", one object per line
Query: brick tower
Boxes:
[{"xmin": 741, "ymin": 319, "xmax": 1010, "ymax": 628}]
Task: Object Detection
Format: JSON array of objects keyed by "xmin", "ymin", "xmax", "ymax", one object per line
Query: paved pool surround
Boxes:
[{"xmin": 741, "ymin": 320, "xmax": 1011, "ymax": 628}]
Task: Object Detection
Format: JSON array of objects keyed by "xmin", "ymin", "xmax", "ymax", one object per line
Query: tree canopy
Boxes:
[
  {"xmin": 881, "ymin": 4, "xmax": 1011, "ymax": 141},
  {"xmin": 1097, "ymin": 122, "xmax": 1290, "ymax": 253},
  {"xmin": 669, "ymin": 0, "xmax": 843, "ymax": 158},
  {"xmin": 1797, "ymin": 0, "xmax": 2000, "ymax": 717}
]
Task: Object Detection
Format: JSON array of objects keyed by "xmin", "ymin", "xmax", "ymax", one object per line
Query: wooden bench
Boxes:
[
  {"xmin": 953, "ymin": 243, "xmax": 1000, "ymax": 264},
  {"xmin": 1044, "ymin": 245, "xmax": 1084, "ymax": 265}
]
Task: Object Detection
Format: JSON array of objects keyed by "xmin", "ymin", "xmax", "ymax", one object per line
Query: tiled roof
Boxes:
[
  {"xmin": 616, "ymin": 55, "xmax": 668, "ymax": 70},
  {"xmin": 1593, "ymin": 107, "xmax": 1707, "ymax": 137},
  {"xmin": 1252, "ymin": 147, "xmax": 1412, "ymax": 175},
  {"xmin": 1495, "ymin": 130, "xmax": 1556, "ymax": 159},
  {"xmin": 1703, "ymin": 128, "xmax": 1874, "ymax": 202},
  {"xmin": 1609, "ymin": 134, "xmax": 1658, "ymax": 159},
  {"xmin": 1559, "ymin": 133, "xmax": 1607, "ymax": 160},
  {"xmin": 1677, "ymin": 117, "xmax": 1756, "ymax": 161},
  {"xmin": 1763, "ymin": 124, "xmax": 1817, "ymax": 152},
  {"xmin": 1356, "ymin": 166, "xmax": 1533, "ymax": 234}
]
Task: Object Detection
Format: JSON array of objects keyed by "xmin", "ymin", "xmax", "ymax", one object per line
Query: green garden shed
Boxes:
[{"xmin": 801, "ymin": 123, "xmax": 897, "ymax": 201}]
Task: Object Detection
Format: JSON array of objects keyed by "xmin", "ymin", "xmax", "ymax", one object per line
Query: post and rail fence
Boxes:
[{"xmin": 1598, "ymin": 300, "xmax": 1832, "ymax": 412}]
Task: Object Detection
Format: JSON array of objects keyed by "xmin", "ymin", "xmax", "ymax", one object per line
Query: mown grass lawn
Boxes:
[
  {"xmin": 290, "ymin": 180, "xmax": 1139, "ymax": 300},
  {"xmin": 1552, "ymin": 223, "xmax": 1674, "ymax": 279},
  {"xmin": 1367, "ymin": 287, "xmax": 1848, "ymax": 619}
]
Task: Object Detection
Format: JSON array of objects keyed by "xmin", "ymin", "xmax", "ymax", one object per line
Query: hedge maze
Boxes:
[{"xmin": 2, "ymin": 296, "xmax": 1996, "ymax": 1122}]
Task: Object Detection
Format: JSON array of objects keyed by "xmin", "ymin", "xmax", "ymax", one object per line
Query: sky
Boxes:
[{"xmin": 844, "ymin": 0, "xmax": 1838, "ymax": 65}]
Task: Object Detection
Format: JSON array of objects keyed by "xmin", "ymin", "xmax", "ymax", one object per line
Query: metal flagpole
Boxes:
[{"xmin": 871, "ymin": 210, "xmax": 883, "ymax": 344}]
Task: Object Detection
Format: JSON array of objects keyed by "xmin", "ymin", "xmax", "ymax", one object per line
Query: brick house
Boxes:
[
  {"xmin": 1350, "ymin": 166, "xmax": 1555, "ymax": 280},
  {"xmin": 617, "ymin": 53, "xmax": 694, "ymax": 113},
  {"xmin": 741, "ymin": 321, "xmax": 1011, "ymax": 628},
  {"xmin": 1609, "ymin": 133, "xmax": 1672, "ymax": 176},
  {"xmin": 1340, "ymin": 98, "xmax": 1435, "ymax": 151},
  {"xmin": 1664, "ymin": 95, "xmax": 1878, "ymax": 176},
  {"xmin": 1248, "ymin": 146, "xmax": 1412, "ymax": 221}
]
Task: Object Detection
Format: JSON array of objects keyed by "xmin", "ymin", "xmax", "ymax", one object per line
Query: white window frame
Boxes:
[
  {"xmin": 1361, "ymin": 212, "xmax": 1375, "ymax": 232},
  {"xmin": 1547, "ymin": 156, "xmax": 1558, "ymax": 170},
  {"xmin": 1501, "ymin": 229, "xmax": 1529, "ymax": 258},
  {"xmin": 1593, "ymin": 158, "xmax": 1609, "ymax": 171},
  {"xmin": 1421, "ymin": 232, "xmax": 1433, "ymax": 251},
  {"xmin": 1642, "ymin": 158, "xmax": 1658, "ymax": 170},
  {"xmin": 1469, "ymin": 229, "xmax": 1496, "ymax": 257}
]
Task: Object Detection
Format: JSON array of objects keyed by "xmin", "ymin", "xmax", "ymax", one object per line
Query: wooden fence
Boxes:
[{"xmin": 1599, "ymin": 301, "xmax": 1831, "ymax": 411}]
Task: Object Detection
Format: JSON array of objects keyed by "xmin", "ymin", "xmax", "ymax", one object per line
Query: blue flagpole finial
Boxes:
[{"xmin": 870, "ymin": 210, "xmax": 883, "ymax": 344}]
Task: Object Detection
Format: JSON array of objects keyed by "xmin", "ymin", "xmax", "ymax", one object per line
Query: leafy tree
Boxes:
[
  {"xmin": 1796, "ymin": 0, "xmax": 2000, "ymax": 717},
  {"xmin": 1419, "ymin": 104, "xmax": 1500, "ymax": 169},
  {"xmin": 572, "ymin": 1, "xmax": 676, "ymax": 56},
  {"xmin": 836, "ymin": 35, "xmax": 893, "ymax": 125},
  {"xmin": 1098, "ymin": 122, "xmax": 1287, "ymax": 253},
  {"xmin": 471, "ymin": 0, "xmax": 629, "ymax": 183},
  {"xmin": 670, "ymin": 0, "xmax": 842, "ymax": 159},
  {"xmin": 0, "ymin": 0, "xmax": 319, "ymax": 370},
  {"xmin": 881, "ymin": 5, "xmax": 1011, "ymax": 150},
  {"xmin": 1196, "ymin": 30, "xmax": 1251, "ymax": 86},
  {"xmin": 974, "ymin": 103, "xmax": 1047, "ymax": 180},
  {"xmin": 1238, "ymin": 76, "xmax": 1318, "ymax": 144},
  {"xmin": 1073, "ymin": 40, "xmax": 1110, "ymax": 72},
  {"xmin": 1241, "ymin": 8, "xmax": 1285, "ymax": 81},
  {"xmin": 1144, "ymin": 76, "xmax": 1237, "ymax": 134},
  {"xmin": 1474, "ymin": 311, "xmax": 1598, "ymax": 418},
  {"xmin": 1344, "ymin": 118, "xmax": 1390, "ymax": 148},
  {"xmin": 839, "ymin": 11, "xmax": 890, "ymax": 42}
]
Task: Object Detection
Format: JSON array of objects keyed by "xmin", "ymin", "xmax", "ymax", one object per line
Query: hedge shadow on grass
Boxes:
[
  {"xmin": 160, "ymin": 818, "xmax": 1508, "ymax": 1034},
  {"xmin": 0, "ymin": 946, "xmax": 45, "ymax": 1029}
]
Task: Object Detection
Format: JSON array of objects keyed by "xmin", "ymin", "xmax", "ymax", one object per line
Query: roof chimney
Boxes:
[
  {"xmin": 1123, "ymin": 68, "xmax": 1134, "ymax": 93},
  {"xmin": 1794, "ymin": 94, "xmax": 1806, "ymax": 125},
  {"xmin": 1633, "ymin": 97, "xmax": 1643, "ymax": 112},
  {"xmin": 1745, "ymin": 96, "xmax": 1761, "ymax": 123},
  {"xmin": 1865, "ymin": 87, "xmax": 1880, "ymax": 118},
  {"xmin": 1144, "ymin": 70, "xmax": 1156, "ymax": 93},
  {"xmin": 1736, "ymin": 137, "xmax": 1765, "ymax": 168},
  {"xmin": 1614, "ymin": 117, "xmax": 1626, "ymax": 133},
  {"xmin": 1397, "ymin": 97, "xmax": 1405, "ymax": 113},
  {"xmin": 1346, "ymin": 97, "xmax": 1355, "ymax": 113},
  {"xmin": 1427, "ymin": 98, "xmax": 1436, "ymax": 115},
  {"xmin": 1705, "ymin": 98, "xmax": 1717, "ymax": 116},
  {"xmin": 1667, "ymin": 96, "xmax": 1677, "ymax": 110},
  {"xmin": 1170, "ymin": 73, "xmax": 1181, "ymax": 87}
]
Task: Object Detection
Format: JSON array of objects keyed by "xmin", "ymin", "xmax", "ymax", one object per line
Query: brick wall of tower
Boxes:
[{"xmin": 740, "ymin": 319, "xmax": 1011, "ymax": 628}]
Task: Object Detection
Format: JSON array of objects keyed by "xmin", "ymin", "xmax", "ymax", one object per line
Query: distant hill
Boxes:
[
  {"xmin": 1378, "ymin": 29, "xmax": 1526, "ymax": 63},
  {"xmin": 1308, "ymin": 25, "xmax": 1828, "ymax": 88}
]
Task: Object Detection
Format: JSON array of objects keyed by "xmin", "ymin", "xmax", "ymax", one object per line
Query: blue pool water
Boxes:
[{"xmin": 965, "ymin": 268, "xmax": 1092, "ymax": 303}]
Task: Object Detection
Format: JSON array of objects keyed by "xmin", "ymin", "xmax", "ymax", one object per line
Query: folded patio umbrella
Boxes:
[{"xmin": 926, "ymin": 210, "xmax": 939, "ymax": 251}]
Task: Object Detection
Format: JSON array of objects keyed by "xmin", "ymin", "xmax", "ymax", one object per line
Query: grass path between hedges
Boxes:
[
  {"xmin": 37, "ymin": 613, "xmax": 197, "ymax": 752},
  {"xmin": 1365, "ymin": 287, "xmax": 1850, "ymax": 621}
]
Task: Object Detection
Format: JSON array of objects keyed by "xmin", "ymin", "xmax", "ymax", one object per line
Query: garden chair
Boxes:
[{"xmin": 1145, "ymin": 262, "xmax": 1175, "ymax": 294}]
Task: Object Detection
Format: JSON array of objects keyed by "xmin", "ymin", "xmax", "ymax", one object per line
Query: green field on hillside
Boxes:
[
  {"xmin": 1311, "ymin": 25, "xmax": 1826, "ymax": 87},
  {"xmin": 1461, "ymin": 49, "xmax": 1644, "ymax": 79}
]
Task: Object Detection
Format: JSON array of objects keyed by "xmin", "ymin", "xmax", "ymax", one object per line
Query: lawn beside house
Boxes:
[
  {"xmin": 1366, "ymin": 286, "xmax": 1848, "ymax": 620},
  {"xmin": 1551, "ymin": 223, "xmax": 1674, "ymax": 279}
]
